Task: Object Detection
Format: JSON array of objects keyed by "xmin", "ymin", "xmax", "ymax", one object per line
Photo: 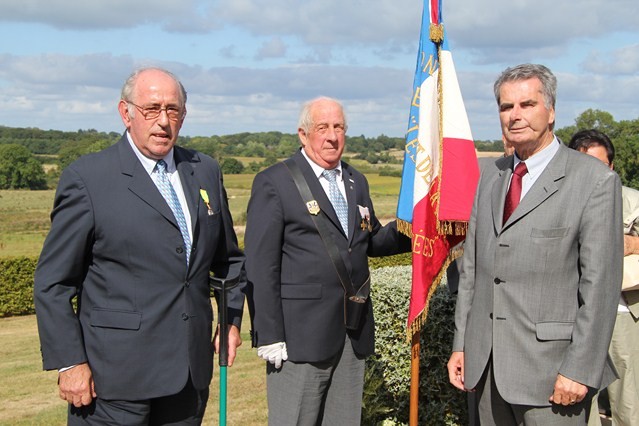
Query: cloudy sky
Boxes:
[{"xmin": 1, "ymin": 0, "xmax": 638, "ymax": 141}]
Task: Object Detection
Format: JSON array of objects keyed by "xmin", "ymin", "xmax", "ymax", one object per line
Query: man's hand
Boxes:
[
  {"xmin": 447, "ymin": 351, "xmax": 466, "ymax": 391},
  {"xmin": 58, "ymin": 363, "xmax": 96, "ymax": 407},
  {"xmin": 624, "ymin": 235, "xmax": 639, "ymax": 256},
  {"xmin": 549, "ymin": 373, "xmax": 588, "ymax": 406},
  {"xmin": 257, "ymin": 342, "xmax": 288, "ymax": 369},
  {"xmin": 214, "ymin": 324, "xmax": 242, "ymax": 367}
]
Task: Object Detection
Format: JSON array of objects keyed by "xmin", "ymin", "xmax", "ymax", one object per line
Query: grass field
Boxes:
[
  {"xmin": 0, "ymin": 171, "xmax": 402, "ymax": 423},
  {"xmin": 0, "ymin": 172, "xmax": 402, "ymax": 258},
  {"xmin": 0, "ymin": 307, "xmax": 266, "ymax": 425}
]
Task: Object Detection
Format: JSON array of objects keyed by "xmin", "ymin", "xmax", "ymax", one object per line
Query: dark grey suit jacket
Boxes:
[
  {"xmin": 453, "ymin": 143, "xmax": 623, "ymax": 405},
  {"xmin": 245, "ymin": 150, "xmax": 410, "ymax": 362},
  {"xmin": 34, "ymin": 135, "xmax": 245, "ymax": 400}
]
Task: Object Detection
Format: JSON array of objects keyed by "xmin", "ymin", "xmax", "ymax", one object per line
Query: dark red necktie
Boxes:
[{"xmin": 503, "ymin": 162, "xmax": 527, "ymax": 224}]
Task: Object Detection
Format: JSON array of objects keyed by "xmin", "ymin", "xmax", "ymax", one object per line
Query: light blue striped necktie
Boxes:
[
  {"xmin": 155, "ymin": 160, "xmax": 191, "ymax": 266},
  {"xmin": 322, "ymin": 169, "xmax": 348, "ymax": 234}
]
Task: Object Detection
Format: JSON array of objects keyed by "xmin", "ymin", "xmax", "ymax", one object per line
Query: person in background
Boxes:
[
  {"xmin": 569, "ymin": 129, "xmax": 639, "ymax": 426},
  {"xmin": 447, "ymin": 63, "xmax": 623, "ymax": 424},
  {"xmin": 34, "ymin": 67, "xmax": 245, "ymax": 425},
  {"xmin": 244, "ymin": 96, "xmax": 411, "ymax": 425}
]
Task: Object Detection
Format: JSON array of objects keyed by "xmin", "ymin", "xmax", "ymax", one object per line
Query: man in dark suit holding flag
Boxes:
[{"xmin": 245, "ymin": 97, "xmax": 410, "ymax": 425}]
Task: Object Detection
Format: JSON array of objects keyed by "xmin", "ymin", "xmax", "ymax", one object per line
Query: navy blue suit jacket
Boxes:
[
  {"xmin": 34, "ymin": 135, "xmax": 245, "ymax": 400},
  {"xmin": 245, "ymin": 150, "xmax": 410, "ymax": 362}
]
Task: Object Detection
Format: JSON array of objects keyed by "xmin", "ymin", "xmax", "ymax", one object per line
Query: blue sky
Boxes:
[{"xmin": 1, "ymin": 0, "xmax": 638, "ymax": 141}]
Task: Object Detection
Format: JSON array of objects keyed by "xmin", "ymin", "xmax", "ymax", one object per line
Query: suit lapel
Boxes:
[
  {"xmin": 174, "ymin": 147, "xmax": 201, "ymax": 236},
  {"xmin": 492, "ymin": 157, "xmax": 512, "ymax": 232},
  {"xmin": 500, "ymin": 144, "xmax": 567, "ymax": 231},
  {"xmin": 118, "ymin": 137, "xmax": 178, "ymax": 227},
  {"xmin": 343, "ymin": 163, "xmax": 357, "ymax": 242},
  {"xmin": 293, "ymin": 152, "xmax": 346, "ymax": 238}
]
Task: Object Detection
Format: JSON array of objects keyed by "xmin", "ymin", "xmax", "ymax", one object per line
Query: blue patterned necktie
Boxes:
[
  {"xmin": 322, "ymin": 169, "xmax": 348, "ymax": 234},
  {"xmin": 156, "ymin": 160, "xmax": 191, "ymax": 266}
]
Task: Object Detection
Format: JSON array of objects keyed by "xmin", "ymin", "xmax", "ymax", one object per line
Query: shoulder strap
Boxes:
[{"xmin": 283, "ymin": 158, "xmax": 357, "ymax": 296}]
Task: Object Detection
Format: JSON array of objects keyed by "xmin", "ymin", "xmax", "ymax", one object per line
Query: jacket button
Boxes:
[
  {"xmin": 184, "ymin": 281, "xmax": 190, "ymax": 288},
  {"xmin": 182, "ymin": 313, "xmax": 189, "ymax": 321},
  {"xmin": 489, "ymin": 313, "xmax": 493, "ymax": 319},
  {"xmin": 176, "ymin": 247, "xmax": 184, "ymax": 254},
  {"xmin": 494, "ymin": 277, "xmax": 502, "ymax": 284}
]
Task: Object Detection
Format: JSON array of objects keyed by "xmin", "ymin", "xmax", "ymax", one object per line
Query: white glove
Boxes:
[{"xmin": 257, "ymin": 342, "xmax": 288, "ymax": 369}]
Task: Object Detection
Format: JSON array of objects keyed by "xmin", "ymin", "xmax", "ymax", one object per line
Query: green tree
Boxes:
[
  {"xmin": 0, "ymin": 144, "xmax": 48, "ymax": 189},
  {"xmin": 612, "ymin": 119, "xmax": 639, "ymax": 189},
  {"xmin": 220, "ymin": 158, "xmax": 245, "ymax": 174},
  {"xmin": 556, "ymin": 109, "xmax": 639, "ymax": 190},
  {"xmin": 57, "ymin": 139, "xmax": 112, "ymax": 171},
  {"xmin": 574, "ymin": 109, "xmax": 616, "ymax": 135}
]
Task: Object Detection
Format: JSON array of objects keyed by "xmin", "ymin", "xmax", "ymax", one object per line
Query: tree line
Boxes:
[{"xmin": 1, "ymin": 108, "xmax": 638, "ymax": 190}]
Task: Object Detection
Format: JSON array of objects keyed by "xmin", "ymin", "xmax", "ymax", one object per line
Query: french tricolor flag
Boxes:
[{"xmin": 397, "ymin": 0, "xmax": 479, "ymax": 336}]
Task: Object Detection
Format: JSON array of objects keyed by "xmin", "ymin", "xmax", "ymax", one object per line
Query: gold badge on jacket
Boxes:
[{"xmin": 306, "ymin": 200, "xmax": 320, "ymax": 215}]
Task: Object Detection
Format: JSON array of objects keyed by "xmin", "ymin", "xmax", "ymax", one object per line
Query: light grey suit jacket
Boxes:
[{"xmin": 453, "ymin": 142, "xmax": 623, "ymax": 406}]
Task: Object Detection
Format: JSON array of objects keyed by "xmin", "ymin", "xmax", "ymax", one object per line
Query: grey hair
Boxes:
[
  {"xmin": 121, "ymin": 67, "xmax": 187, "ymax": 117},
  {"xmin": 493, "ymin": 63, "xmax": 557, "ymax": 110},
  {"xmin": 297, "ymin": 96, "xmax": 348, "ymax": 133}
]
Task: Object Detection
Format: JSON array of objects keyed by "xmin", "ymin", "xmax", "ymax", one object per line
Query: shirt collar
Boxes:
[
  {"xmin": 126, "ymin": 131, "xmax": 176, "ymax": 175},
  {"xmin": 300, "ymin": 148, "xmax": 343, "ymax": 180},
  {"xmin": 513, "ymin": 136, "xmax": 559, "ymax": 179}
]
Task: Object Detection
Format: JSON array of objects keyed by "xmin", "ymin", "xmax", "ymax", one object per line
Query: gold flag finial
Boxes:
[{"xmin": 429, "ymin": 23, "xmax": 444, "ymax": 43}]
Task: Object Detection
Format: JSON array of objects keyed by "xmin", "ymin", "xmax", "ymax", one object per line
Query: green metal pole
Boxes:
[
  {"xmin": 210, "ymin": 275, "xmax": 239, "ymax": 426},
  {"xmin": 219, "ymin": 366, "xmax": 227, "ymax": 426}
]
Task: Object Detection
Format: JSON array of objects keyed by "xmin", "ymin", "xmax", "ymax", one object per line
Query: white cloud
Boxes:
[
  {"xmin": 581, "ymin": 44, "xmax": 639, "ymax": 75},
  {"xmin": 0, "ymin": 0, "xmax": 211, "ymax": 32},
  {"xmin": 255, "ymin": 37, "xmax": 288, "ymax": 60},
  {"xmin": 0, "ymin": 1, "xmax": 638, "ymax": 140}
]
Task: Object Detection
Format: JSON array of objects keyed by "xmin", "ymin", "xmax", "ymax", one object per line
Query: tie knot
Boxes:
[
  {"xmin": 323, "ymin": 169, "xmax": 339, "ymax": 182},
  {"xmin": 156, "ymin": 160, "xmax": 168, "ymax": 174},
  {"xmin": 513, "ymin": 162, "xmax": 527, "ymax": 177}
]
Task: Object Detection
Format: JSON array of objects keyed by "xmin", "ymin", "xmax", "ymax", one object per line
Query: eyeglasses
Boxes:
[{"xmin": 127, "ymin": 102, "xmax": 184, "ymax": 121}]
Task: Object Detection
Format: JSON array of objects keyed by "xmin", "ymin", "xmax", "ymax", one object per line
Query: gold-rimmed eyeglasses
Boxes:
[{"xmin": 127, "ymin": 102, "xmax": 184, "ymax": 121}]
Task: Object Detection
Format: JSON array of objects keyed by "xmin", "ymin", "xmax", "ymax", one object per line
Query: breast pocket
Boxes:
[{"xmin": 531, "ymin": 227, "xmax": 569, "ymax": 240}]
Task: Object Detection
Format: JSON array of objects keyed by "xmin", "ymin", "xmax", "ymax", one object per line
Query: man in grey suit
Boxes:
[
  {"xmin": 447, "ymin": 64, "xmax": 623, "ymax": 424},
  {"xmin": 34, "ymin": 67, "xmax": 245, "ymax": 424},
  {"xmin": 244, "ymin": 97, "xmax": 410, "ymax": 425}
]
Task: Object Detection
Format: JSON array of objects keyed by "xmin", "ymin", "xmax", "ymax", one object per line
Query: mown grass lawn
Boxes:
[
  {"xmin": 0, "ymin": 173, "xmax": 401, "ymax": 258},
  {"xmin": 0, "ymin": 170, "xmax": 403, "ymax": 424},
  {"xmin": 0, "ymin": 306, "xmax": 267, "ymax": 425}
]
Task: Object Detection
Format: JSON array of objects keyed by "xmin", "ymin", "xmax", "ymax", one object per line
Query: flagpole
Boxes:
[
  {"xmin": 409, "ymin": 332, "xmax": 420, "ymax": 426},
  {"xmin": 399, "ymin": 1, "xmax": 478, "ymax": 424}
]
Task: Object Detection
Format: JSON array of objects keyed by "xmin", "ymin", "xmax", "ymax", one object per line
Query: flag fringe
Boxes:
[
  {"xmin": 406, "ymin": 243, "xmax": 464, "ymax": 341},
  {"xmin": 397, "ymin": 219, "xmax": 414, "ymax": 238},
  {"xmin": 437, "ymin": 220, "xmax": 469, "ymax": 236}
]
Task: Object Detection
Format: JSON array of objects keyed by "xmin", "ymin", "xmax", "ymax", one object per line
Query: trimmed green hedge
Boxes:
[
  {"xmin": 363, "ymin": 265, "xmax": 467, "ymax": 425},
  {"xmin": 2, "ymin": 257, "xmax": 465, "ymax": 424},
  {"xmin": 0, "ymin": 256, "xmax": 37, "ymax": 317},
  {"xmin": 0, "ymin": 253, "xmax": 413, "ymax": 317}
]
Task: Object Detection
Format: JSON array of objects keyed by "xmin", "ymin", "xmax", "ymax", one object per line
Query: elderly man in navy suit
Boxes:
[
  {"xmin": 245, "ymin": 97, "xmax": 410, "ymax": 425},
  {"xmin": 34, "ymin": 67, "xmax": 245, "ymax": 425}
]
